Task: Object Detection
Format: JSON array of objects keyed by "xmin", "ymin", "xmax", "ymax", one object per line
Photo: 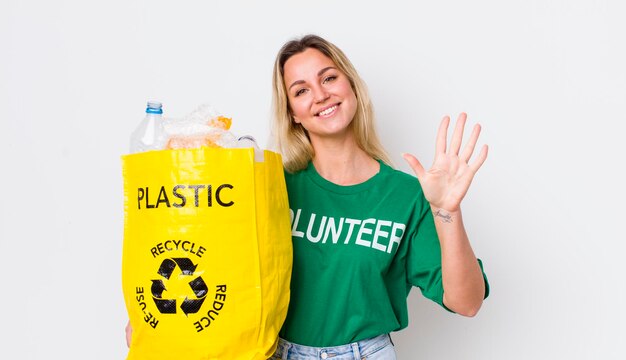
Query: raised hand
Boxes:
[{"xmin": 402, "ymin": 113, "xmax": 487, "ymax": 212}]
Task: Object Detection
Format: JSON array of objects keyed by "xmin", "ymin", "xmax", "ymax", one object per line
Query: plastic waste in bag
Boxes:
[
  {"xmin": 163, "ymin": 104, "xmax": 237, "ymax": 150},
  {"xmin": 129, "ymin": 103, "xmax": 263, "ymax": 158}
]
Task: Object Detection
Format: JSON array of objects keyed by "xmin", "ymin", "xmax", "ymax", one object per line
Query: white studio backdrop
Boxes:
[{"xmin": 1, "ymin": 0, "xmax": 624, "ymax": 359}]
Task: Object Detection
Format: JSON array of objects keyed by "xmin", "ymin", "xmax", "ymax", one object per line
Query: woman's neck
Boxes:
[{"xmin": 310, "ymin": 134, "xmax": 380, "ymax": 186}]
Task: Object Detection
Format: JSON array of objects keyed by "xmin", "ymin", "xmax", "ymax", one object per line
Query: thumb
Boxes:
[{"xmin": 402, "ymin": 153, "xmax": 425, "ymax": 181}]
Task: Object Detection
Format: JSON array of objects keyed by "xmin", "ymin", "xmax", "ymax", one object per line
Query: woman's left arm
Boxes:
[{"xmin": 403, "ymin": 113, "xmax": 488, "ymax": 317}]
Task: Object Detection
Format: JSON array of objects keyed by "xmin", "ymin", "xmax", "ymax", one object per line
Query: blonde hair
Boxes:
[{"xmin": 271, "ymin": 34, "xmax": 392, "ymax": 173}]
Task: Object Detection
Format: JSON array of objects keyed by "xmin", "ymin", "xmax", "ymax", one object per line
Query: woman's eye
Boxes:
[
  {"xmin": 323, "ymin": 75, "xmax": 337, "ymax": 83},
  {"xmin": 295, "ymin": 88, "xmax": 307, "ymax": 97}
]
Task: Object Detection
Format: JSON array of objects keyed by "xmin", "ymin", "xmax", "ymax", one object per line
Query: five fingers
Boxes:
[{"xmin": 408, "ymin": 113, "xmax": 488, "ymax": 176}]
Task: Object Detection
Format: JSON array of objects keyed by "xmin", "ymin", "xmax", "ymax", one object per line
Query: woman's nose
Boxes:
[{"xmin": 313, "ymin": 87, "xmax": 330, "ymax": 103}]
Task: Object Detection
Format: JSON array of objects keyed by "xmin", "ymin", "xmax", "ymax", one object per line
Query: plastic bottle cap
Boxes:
[{"xmin": 146, "ymin": 101, "xmax": 163, "ymax": 114}]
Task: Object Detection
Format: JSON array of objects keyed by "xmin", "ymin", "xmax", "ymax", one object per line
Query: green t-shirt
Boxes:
[{"xmin": 279, "ymin": 160, "xmax": 488, "ymax": 347}]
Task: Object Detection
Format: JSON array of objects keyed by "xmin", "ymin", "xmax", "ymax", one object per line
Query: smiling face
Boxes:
[{"xmin": 283, "ymin": 48, "xmax": 358, "ymax": 143}]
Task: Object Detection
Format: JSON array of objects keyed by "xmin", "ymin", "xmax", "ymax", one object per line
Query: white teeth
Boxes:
[{"xmin": 318, "ymin": 105, "xmax": 337, "ymax": 116}]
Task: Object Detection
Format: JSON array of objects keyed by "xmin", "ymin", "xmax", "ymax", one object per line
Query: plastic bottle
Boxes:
[
  {"xmin": 130, "ymin": 101, "xmax": 167, "ymax": 153},
  {"xmin": 236, "ymin": 135, "xmax": 264, "ymax": 162}
]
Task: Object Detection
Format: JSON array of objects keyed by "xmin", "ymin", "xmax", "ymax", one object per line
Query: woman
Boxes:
[{"xmin": 269, "ymin": 34, "xmax": 489, "ymax": 359}]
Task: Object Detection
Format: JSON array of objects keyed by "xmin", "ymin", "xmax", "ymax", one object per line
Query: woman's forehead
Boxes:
[{"xmin": 283, "ymin": 48, "xmax": 336, "ymax": 83}]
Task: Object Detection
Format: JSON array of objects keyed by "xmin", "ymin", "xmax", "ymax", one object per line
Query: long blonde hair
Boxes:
[{"xmin": 271, "ymin": 34, "xmax": 392, "ymax": 173}]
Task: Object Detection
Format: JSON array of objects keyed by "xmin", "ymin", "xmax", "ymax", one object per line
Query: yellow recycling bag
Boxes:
[{"xmin": 121, "ymin": 148, "xmax": 292, "ymax": 360}]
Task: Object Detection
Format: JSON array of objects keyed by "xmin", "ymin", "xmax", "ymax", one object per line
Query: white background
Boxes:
[{"xmin": 1, "ymin": 0, "xmax": 624, "ymax": 359}]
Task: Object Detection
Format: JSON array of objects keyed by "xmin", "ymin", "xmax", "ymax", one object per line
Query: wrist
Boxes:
[{"xmin": 430, "ymin": 206, "xmax": 462, "ymax": 223}]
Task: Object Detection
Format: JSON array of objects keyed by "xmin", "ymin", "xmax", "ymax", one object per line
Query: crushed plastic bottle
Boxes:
[
  {"xmin": 236, "ymin": 135, "xmax": 264, "ymax": 162},
  {"xmin": 130, "ymin": 101, "xmax": 167, "ymax": 153}
]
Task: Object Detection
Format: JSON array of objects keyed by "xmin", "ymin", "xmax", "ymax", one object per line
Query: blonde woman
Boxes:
[{"xmin": 270, "ymin": 34, "xmax": 489, "ymax": 359}]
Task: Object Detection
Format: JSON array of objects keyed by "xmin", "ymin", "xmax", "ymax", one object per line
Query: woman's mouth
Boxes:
[{"xmin": 315, "ymin": 104, "xmax": 340, "ymax": 118}]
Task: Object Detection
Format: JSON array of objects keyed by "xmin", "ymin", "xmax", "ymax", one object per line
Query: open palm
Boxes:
[{"xmin": 403, "ymin": 113, "xmax": 488, "ymax": 212}]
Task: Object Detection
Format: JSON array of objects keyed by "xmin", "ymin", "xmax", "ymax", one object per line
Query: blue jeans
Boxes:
[{"xmin": 270, "ymin": 334, "xmax": 396, "ymax": 360}]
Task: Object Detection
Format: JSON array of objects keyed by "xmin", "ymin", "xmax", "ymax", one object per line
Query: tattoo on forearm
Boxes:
[{"xmin": 435, "ymin": 210, "xmax": 453, "ymax": 223}]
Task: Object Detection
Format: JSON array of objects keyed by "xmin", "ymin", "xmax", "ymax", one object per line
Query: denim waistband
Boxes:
[{"xmin": 273, "ymin": 334, "xmax": 392, "ymax": 359}]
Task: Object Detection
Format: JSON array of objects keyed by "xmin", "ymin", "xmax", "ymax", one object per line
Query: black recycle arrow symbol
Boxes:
[{"xmin": 151, "ymin": 257, "xmax": 206, "ymax": 315}]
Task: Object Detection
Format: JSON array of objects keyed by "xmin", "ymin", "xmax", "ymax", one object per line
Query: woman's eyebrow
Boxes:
[
  {"xmin": 288, "ymin": 66, "xmax": 337, "ymax": 91},
  {"xmin": 288, "ymin": 80, "xmax": 305, "ymax": 91},
  {"xmin": 317, "ymin": 66, "xmax": 336, "ymax": 77}
]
